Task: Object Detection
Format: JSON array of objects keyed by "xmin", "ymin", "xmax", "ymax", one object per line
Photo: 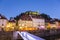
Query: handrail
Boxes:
[{"xmin": 18, "ymin": 31, "xmax": 45, "ymax": 40}]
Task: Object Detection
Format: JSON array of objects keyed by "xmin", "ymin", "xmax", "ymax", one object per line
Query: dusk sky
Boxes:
[{"xmin": 0, "ymin": 0, "xmax": 60, "ymax": 19}]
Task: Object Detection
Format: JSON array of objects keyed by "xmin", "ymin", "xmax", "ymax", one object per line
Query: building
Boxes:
[
  {"xmin": 46, "ymin": 19, "xmax": 60, "ymax": 29},
  {"xmin": 0, "ymin": 14, "xmax": 8, "ymax": 31},
  {"xmin": 18, "ymin": 13, "xmax": 33, "ymax": 30},
  {"xmin": 4, "ymin": 18, "xmax": 16, "ymax": 31},
  {"xmin": 18, "ymin": 11, "xmax": 45, "ymax": 30},
  {"xmin": 53, "ymin": 19, "xmax": 60, "ymax": 29},
  {"xmin": 30, "ymin": 14, "xmax": 45, "ymax": 29}
]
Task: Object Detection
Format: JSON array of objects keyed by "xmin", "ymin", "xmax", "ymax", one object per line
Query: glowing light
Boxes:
[
  {"xmin": 22, "ymin": 24, "xmax": 25, "ymax": 26},
  {"xmin": 19, "ymin": 27, "xmax": 22, "ymax": 29},
  {"xmin": 4, "ymin": 22, "xmax": 15, "ymax": 31},
  {"xmin": 39, "ymin": 26, "xmax": 45, "ymax": 29},
  {"xmin": 18, "ymin": 26, "xmax": 38, "ymax": 31}
]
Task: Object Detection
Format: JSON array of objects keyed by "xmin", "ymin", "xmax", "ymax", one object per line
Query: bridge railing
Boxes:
[{"xmin": 18, "ymin": 31, "xmax": 45, "ymax": 40}]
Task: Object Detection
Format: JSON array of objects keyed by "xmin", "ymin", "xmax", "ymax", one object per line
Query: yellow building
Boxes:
[
  {"xmin": 46, "ymin": 20, "xmax": 57, "ymax": 30},
  {"xmin": 4, "ymin": 19, "xmax": 16, "ymax": 31}
]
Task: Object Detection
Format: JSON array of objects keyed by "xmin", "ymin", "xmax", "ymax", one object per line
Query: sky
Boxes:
[{"xmin": 0, "ymin": 0, "xmax": 60, "ymax": 19}]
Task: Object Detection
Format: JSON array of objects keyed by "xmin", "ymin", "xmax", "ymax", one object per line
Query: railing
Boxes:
[{"xmin": 17, "ymin": 31, "xmax": 45, "ymax": 40}]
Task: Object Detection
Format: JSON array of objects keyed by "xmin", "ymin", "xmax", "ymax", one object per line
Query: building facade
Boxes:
[
  {"xmin": 0, "ymin": 14, "xmax": 8, "ymax": 31},
  {"xmin": 18, "ymin": 11, "xmax": 45, "ymax": 30},
  {"xmin": 4, "ymin": 18, "xmax": 16, "ymax": 31}
]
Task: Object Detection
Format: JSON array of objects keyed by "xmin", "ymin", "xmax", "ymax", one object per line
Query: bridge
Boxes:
[
  {"xmin": 12, "ymin": 30, "xmax": 60, "ymax": 40},
  {"xmin": 0, "ymin": 30, "xmax": 60, "ymax": 40},
  {"xmin": 13, "ymin": 31, "xmax": 45, "ymax": 40}
]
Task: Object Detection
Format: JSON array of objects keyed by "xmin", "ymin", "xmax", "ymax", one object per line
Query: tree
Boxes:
[
  {"xmin": 40, "ymin": 13, "xmax": 52, "ymax": 22},
  {"xmin": 14, "ymin": 16, "xmax": 19, "ymax": 25},
  {"xmin": 14, "ymin": 13, "xmax": 24, "ymax": 25},
  {"xmin": 14, "ymin": 16, "xmax": 19, "ymax": 31}
]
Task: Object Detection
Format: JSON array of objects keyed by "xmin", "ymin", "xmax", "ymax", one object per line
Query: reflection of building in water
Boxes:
[
  {"xmin": 18, "ymin": 11, "xmax": 45, "ymax": 30},
  {"xmin": 0, "ymin": 14, "xmax": 8, "ymax": 31}
]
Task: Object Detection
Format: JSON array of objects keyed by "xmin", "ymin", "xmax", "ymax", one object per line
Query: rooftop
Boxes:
[{"xmin": 0, "ymin": 14, "xmax": 7, "ymax": 19}]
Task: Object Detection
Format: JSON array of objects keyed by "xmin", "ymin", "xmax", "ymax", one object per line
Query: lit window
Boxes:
[{"xmin": 22, "ymin": 24, "xmax": 25, "ymax": 26}]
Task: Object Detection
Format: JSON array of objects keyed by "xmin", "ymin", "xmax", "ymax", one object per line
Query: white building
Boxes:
[
  {"xmin": 0, "ymin": 14, "xmax": 8, "ymax": 31},
  {"xmin": 29, "ymin": 14, "xmax": 45, "ymax": 29}
]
